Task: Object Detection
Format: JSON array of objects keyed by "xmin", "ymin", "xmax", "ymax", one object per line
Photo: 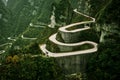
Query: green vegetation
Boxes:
[
  {"xmin": 7, "ymin": 26, "xmax": 57, "ymax": 55},
  {"xmin": 86, "ymin": 0, "xmax": 120, "ymax": 79},
  {"xmin": 87, "ymin": 43, "xmax": 120, "ymax": 80},
  {"xmin": 87, "ymin": 24, "xmax": 120, "ymax": 80},
  {"xmin": 0, "ymin": 0, "xmax": 120, "ymax": 80},
  {"xmin": 23, "ymin": 27, "xmax": 45, "ymax": 38},
  {"xmin": 89, "ymin": 0, "xmax": 120, "ymax": 25},
  {"xmin": 0, "ymin": 0, "xmax": 11, "ymax": 44},
  {"xmin": 0, "ymin": 55, "xmax": 64, "ymax": 80}
]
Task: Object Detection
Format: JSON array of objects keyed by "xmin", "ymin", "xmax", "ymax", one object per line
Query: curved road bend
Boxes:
[
  {"xmin": 0, "ymin": 43, "xmax": 12, "ymax": 54},
  {"xmin": 29, "ymin": 23, "xmax": 46, "ymax": 28},
  {"xmin": 40, "ymin": 9, "xmax": 98, "ymax": 57},
  {"xmin": 8, "ymin": 37, "xmax": 16, "ymax": 41},
  {"xmin": 21, "ymin": 35, "xmax": 37, "ymax": 40},
  {"xmin": 40, "ymin": 43, "xmax": 97, "ymax": 57},
  {"xmin": 0, "ymin": 43, "xmax": 12, "ymax": 47},
  {"xmin": 0, "ymin": 50, "xmax": 5, "ymax": 54}
]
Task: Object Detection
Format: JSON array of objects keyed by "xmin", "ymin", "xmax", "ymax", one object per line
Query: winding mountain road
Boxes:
[
  {"xmin": 0, "ymin": 43, "xmax": 12, "ymax": 47},
  {"xmin": 8, "ymin": 37, "xmax": 16, "ymax": 41},
  {"xmin": 29, "ymin": 23, "xmax": 46, "ymax": 28},
  {"xmin": 40, "ymin": 9, "xmax": 98, "ymax": 57},
  {"xmin": 21, "ymin": 35, "xmax": 37, "ymax": 40},
  {"xmin": 0, "ymin": 43, "xmax": 12, "ymax": 54},
  {"xmin": 0, "ymin": 50, "xmax": 5, "ymax": 54}
]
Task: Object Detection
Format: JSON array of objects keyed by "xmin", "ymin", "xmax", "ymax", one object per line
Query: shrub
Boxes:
[{"xmin": 0, "ymin": 55, "xmax": 64, "ymax": 80}]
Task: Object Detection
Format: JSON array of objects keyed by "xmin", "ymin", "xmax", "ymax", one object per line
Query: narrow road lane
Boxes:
[{"xmin": 40, "ymin": 9, "xmax": 98, "ymax": 57}]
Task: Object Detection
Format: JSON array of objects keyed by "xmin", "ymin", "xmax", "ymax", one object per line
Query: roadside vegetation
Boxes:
[{"xmin": 0, "ymin": 0, "xmax": 120, "ymax": 80}]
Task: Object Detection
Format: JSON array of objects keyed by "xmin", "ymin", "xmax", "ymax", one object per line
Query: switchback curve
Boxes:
[{"xmin": 40, "ymin": 9, "xmax": 98, "ymax": 57}]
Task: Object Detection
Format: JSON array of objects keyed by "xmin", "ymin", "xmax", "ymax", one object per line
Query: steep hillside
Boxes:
[{"xmin": 0, "ymin": 0, "xmax": 11, "ymax": 44}]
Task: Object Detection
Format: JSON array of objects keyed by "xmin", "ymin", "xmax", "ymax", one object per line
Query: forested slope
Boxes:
[{"xmin": 0, "ymin": 0, "xmax": 120, "ymax": 80}]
